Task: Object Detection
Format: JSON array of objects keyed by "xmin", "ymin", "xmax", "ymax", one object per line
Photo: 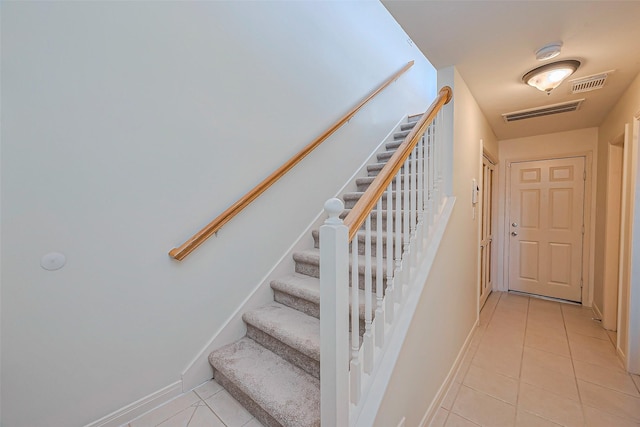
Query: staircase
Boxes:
[{"xmin": 208, "ymin": 116, "xmax": 420, "ymax": 427}]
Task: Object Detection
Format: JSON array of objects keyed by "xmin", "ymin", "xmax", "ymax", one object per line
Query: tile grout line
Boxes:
[
  {"xmin": 561, "ymin": 304, "xmax": 588, "ymax": 427},
  {"xmin": 513, "ymin": 295, "xmax": 531, "ymax": 423}
]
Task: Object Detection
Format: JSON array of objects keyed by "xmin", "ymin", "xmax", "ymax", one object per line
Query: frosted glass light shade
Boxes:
[{"xmin": 523, "ymin": 60, "xmax": 580, "ymax": 93}]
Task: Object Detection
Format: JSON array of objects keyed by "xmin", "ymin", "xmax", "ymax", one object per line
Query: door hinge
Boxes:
[
  {"xmin": 582, "ymin": 224, "xmax": 585, "ymax": 235},
  {"xmin": 580, "ymin": 278, "xmax": 584, "ymax": 289},
  {"xmin": 583, "ymin": 170, "xmax": 586, "ymax": 180}
]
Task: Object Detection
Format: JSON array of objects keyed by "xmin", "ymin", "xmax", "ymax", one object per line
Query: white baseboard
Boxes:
[
  {"xmin": 419, "ymin": 318, "xmax": 478, "ymax": 427},
  {"xmin": 84, "ymin": 381, "xmax": 182, "ymax": 427}
]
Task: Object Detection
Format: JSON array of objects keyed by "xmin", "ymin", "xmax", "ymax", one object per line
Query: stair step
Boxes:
[
  {"xmin": 356, "ymin": 175, "xmax": 423, "ymax": 192},
  {"xmin": 210, "ymin": 337, "xmax": 320, "ymax": 427},
  {"xmin": 293, "ymin": 248, "xmax": 387, "ymax": 287},
  {"xmin": 312, "ymin": 229, "xmax": 397, "ymax": 256},
  {"xmin": 340, "ymin": 208, "xmax": 404, "ymax": 231},
  {"xmin": 271, "ymin": 274, "xmax": 321, "ymax": 318},
  {"xmin": 271, "ymin": 274, "xmax": 379, "ymax": 320},
  {"xmin": 343, "ymin": 191, "xmax": 408, "ymax": 209},
  {"xmin": 400, "ymin": 121, "xmax": 418, "ymax": 131},
  {"xmin": 270, "ymin": 275, "xmax": 377, "ymax": 338},
  {"xmin": 393, "ymin": 129, "xmax": 411, "ymax": 140},
  {"xmin": 243, "ymin": 303, "xmax": 320, "ymax": 379},
  {"xmin": 408, "ymin": 113, "xmax": 422, "ymax": 123},
  {"xmin": 367, "ymin": 162, "xmax": 417, "ymax": 177}
]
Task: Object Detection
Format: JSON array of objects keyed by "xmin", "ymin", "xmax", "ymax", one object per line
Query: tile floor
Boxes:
[
  {"xmin": 125, "ymin": 380, "xmax": 264, "ymax": 427},
  {"xmin": 128, "ymin": 290, "xmax": 640, "ymax": 427},
  {"xmin": 431, "ymin": 291, "xmax": 640, "ymax": 427}
]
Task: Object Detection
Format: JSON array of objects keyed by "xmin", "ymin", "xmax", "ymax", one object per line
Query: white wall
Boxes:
[
  {"xmin": 496, "ymin": 128, "xmax": 598, "ymax": 304},
  {"xmin": 372, "ymin": 67, "xmax": 498, "ymax": 427},
  {"xmin": 0, "ymin": 2, "xmax": 437, "ymax": 426},
  {"xmin": 596, "ymin": 72, "xmax": 640, "ymax": 370}
]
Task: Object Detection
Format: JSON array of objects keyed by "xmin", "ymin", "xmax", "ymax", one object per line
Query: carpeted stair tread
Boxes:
[
  {"xmin": 271, "ymin": 274, "xmax": 320, "ymax": 305},
  {"xmin": 293, "ymin": 248, "xmax": 387, "ymax": 280},
  {"xmin": 243, "ymin": 302, "xmax": 320, "ymax": 362},
  {"xmin": 209, "ymin": 337, "xmax": 320, "ymax": 427},
  {"xmin": 270, "ymin": 273, "xmax": 376, "ymax": 322},
  {"xmin": 400, "ymin": 121, "xmax": 418, "ymax": 131}
]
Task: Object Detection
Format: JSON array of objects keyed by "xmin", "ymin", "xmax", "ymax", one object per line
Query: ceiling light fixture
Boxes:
[
  {"xmin": 535, "ymin": 42, "xmax": 563, "ymax": 61},
  {"xmin": 522, "ymin": 60, "xmax": 581, "ymax": 94}
]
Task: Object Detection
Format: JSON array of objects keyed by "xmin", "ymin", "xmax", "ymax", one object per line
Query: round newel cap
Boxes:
[{"xmin": 324, "ymin": 198, "xmax": 345, "ymax": 224}]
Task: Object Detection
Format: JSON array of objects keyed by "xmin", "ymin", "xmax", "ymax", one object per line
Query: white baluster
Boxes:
[
  {"xmin": 417, "ymin": 136, "xmax": 424, "ymax": 245},
  {"xmin": 394, "ymin": 171, "xmax": 402, "ymax": 293},
  {"xmin": 401, "ymin": 156, "xmax": 410, "ymax": 299},
  {"xmin": 410, "ymin": 146, "xmax": 418, "ymax": 267},
  {"xmin": 319, "ymin": 198, "xmax": 349, "ymax": 427},
  {"xmin": 350, "ymin": 234, "xmax": 361, "ymax": 404},
  {"xmin": 363, "ymin": 216, "xmax": 373, "ymax": 373},
  {"xmin": 375, "ymin": 198, "xmax": 385, "ymax": 347},
  {"xmin": 385, "ymin": 182, "xmax": 395, "ymax": 324}
]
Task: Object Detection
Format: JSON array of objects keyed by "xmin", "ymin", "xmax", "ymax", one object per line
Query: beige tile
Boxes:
[
  {"xmin": 633, "ymin": 374, "xmax": 640, "ymax": 393},
  {"xmin": 578, "ymin": 379, "xmax": 640, "ymax": 422},
  {"xmin": 522, "ymin": 346, "xmax": 574, "ymax": 377},
  {"xmin": 527, "ymin": 312, "xmax": 564, "ymax": 326},
  {"xmin": 130, "ymin": 392, "xmax": 202, "ymax": 427},
  {"xmin": 499, "ymin": 293, "xmax": 529, "ymax": 306},
  {"xmin": 184, "ymin": 402, "xmax": 226, "ymax": 427},
  {"xmin": 520, "ymin": 358, "xmax": 579, "ymax": 401},
  {"xmin": 515, "ymin": 409, "xmax": 563, "ymax": 427},
  {"xmin": 442, "ymin": 381, "xmax": 461, "ymax": 410},
  {"xmin": 444, "ymin": 412, "xmax": 481, "ymax": 427},
  {"xmin": 583, "ymin": 405, "xmax": 640, "ymax": 427},
  {"xmin": 561, "ymin": 304, "xmax": 595, "ymax": 319},
  {"xmin": 242, "ymin": 418, "xmax": 265, "ymax": 427},
  {"xmin": 524, "ymin": 330, "xmax": 570, "ymax": 357},
  {"xmin": 528, "ymin": 298, "xmax": 561, "ymax": 313},
  {"xmin": 517, "ymin": 383, "xmax": 584, "ymax": 427},
  {"xmin": 573, "ymin": 359, "xmax": 639, "ymax": 396},
  {"xmin": 204, "ymin": 390, "xmax": 253, "ymax": 427},
  {"xmin": 472, "ymin": 341, "xmax": 523, "ymax": 379},
  {"xmin": 568, "ymin": 335, "xmax": 624, "ymax": 369},
  {"xmin": 463, "ymin": 364, "xmax": 519, "ymax": 405},
  {"xmin": 525, "ymin": 321, "xmax": 566, "ymax": 339},
  {"xmin": 194, "ymin": 380, "xmax": 224, "ymax": 400},
  {"xmin": 481, "ymin": 328, "xmax": 525, "ymax": 349},
  {"xmin": 568, "ymin": 327, "xmax": 615, "ymax": 347},
  {"xmin": 526, "ymin": 316, "xmax": 565, "ymax": 331},
  {"xmin": 454, "ymin": 349, "xmax": 474, "ymax": 384},
  {"xmin": 451, "ymin": 385, "xmax": 516, "ymax": 427},
  {"xmin": 156, "ymin": 406, "xmax": 196, "ymax": 427},
  {"xmin": 564, "ymin": 318, "xmax": 610, "ymax": 340},
  {"xmin": 430, "ymin": 407, "xmax": 449, "ymax": 427}
]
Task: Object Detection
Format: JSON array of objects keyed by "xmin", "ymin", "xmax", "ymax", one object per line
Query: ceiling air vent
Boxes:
[
  {"xmin": 502, "ymin": 99, "xmax": 585, "ymax": 123},
  {"xmin": 570, "ymin": 71, "xmax": 612, "ymax": 94}
]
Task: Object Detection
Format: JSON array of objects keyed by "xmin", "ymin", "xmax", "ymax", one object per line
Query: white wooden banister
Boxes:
[
  {"xmin": 320, "ymin": 86, "xmax": 452, "ymax": 426},
  {"xmin": 319, "ymin": 198, "xmax": 349, "ymax": 426}
]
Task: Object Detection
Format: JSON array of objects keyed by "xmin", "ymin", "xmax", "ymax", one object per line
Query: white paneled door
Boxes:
[{"xmin": 508, "ymin": 157, "xmax": 586, "ymax": 302}]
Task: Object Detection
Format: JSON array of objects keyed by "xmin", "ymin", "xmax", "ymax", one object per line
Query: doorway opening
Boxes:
[{"xmin": 480, "ymin": 154, "xmax": 496, "ymax": 309}]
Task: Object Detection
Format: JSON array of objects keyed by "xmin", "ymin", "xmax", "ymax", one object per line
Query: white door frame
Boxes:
[
  {"xmin": 623, "ymin": 113, "xmax": 640, "ymax": 374},
  {"xmin": 502, "ymin": 151, "xmax": 594, "ymax": 305}
]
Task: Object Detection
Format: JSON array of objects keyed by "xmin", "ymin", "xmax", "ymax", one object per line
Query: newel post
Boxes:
[{"xmin": 320, "ymin": 198, "xmax": 349, "ymax": 427}]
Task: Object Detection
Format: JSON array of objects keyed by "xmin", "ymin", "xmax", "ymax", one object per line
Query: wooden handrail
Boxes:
[
  {"xmin": 343, "ymin": 86, "xmax": 453, "ymax": 241},
  {"xmin": 169, "ymin": 61, "xmax": 415, "ymax": 260}
]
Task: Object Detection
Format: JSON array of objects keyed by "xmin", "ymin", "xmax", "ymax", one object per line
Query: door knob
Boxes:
[
  {"xmin": 511, "ymin": 231, "xmax": 518, "ymax": 236},
  {"xmin": 512, "ymin": 222, "xmax": 518, "ymax": 227}
]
